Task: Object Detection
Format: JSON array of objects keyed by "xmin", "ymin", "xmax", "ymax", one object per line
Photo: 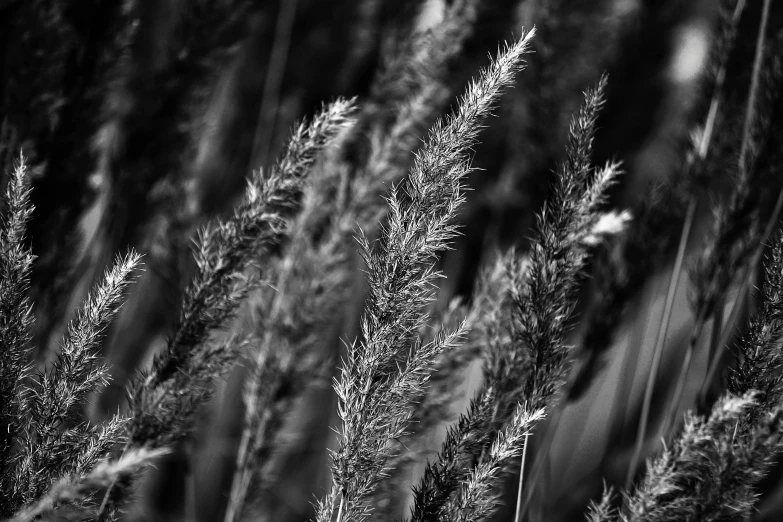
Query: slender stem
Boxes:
[
  {"xmin": 518, "ymin": 279, "xmax": 657, "ymax": 516},
  {"xmin": 186, "ymin": 454, "xmax": 197, "ymax": 522},
  {"xmin": 516, "ymin": 396, "xmax": 560, "ymax": 517},
  {"xmin": 514, "ymin": 432, "xmax": 531, "ymax": 522},
  {"xmin": 252, "ymin": 0, "xmax": 299, "ymax": 167},
  {"xmin": 657, "ymin": 303, "xmax": 715, "ymax": 439},
  {"xmin": 619, "ymin": 0, "xmax": 750, "ymax": 487},
  {"xmin": 617, "ymin": 284, "xmax": 658, "ymax": 435},
  {"xmin": 699, "ymin": 188, "xmax": 783, "ymax": 405},
  {"xmin": 659, "ymin": 0, "xmax": 772, "ymax": 438},
  {"xmin": 698, "ymin": 0, "xmax": 746, "ymax": 160},
  {"xmin": 335, "ymin": 493, "xmax": 345, "ymax": 522},
  {"xmin": 224, "ymin": 0, "xmax": 300, "ymax": 504},
  {"xmin": 626, "ymin": 198, "xmax": 696, "ymax": 489},
  {"xmin": 224, "ymin": 418, "xmax": 253, "ymax": 522},
  {"xmin": 660, "ymin": 336, "xmax": 697, "ymax": 439},
  {"xmin": 736, "ymin": 0, "xmax": 770, "ymax": 184},
  {"xmin": 97, "ymin": 442, "xmax": 130, "ymax": 520},
  {"xmin": 698, "ymin": 272, "xmax": 748, "ymax": 406},
  {"xmin": 706, "ymin": 296, "xmax": 726, "ymax": 371}
]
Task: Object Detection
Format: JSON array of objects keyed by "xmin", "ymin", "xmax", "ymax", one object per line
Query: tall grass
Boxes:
[{"xmin": 1, "ymin": 1, "xmax": 783, "ymax": 521}]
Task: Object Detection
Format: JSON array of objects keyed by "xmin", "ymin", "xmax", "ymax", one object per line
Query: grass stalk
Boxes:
[
  {"xmin": 657, "ymin": 0, "xmax": 772, "ymax": 442},
  {"xmin": 625, "ymin": 197, "xmax": 696, "ymax": 489}
]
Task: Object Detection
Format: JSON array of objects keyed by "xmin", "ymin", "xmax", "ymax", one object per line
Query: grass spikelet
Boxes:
[
  {"xmin": 10, "ymin": 251, "xmax": 141, "ymax": 508},
  {"xmin": 615, "ymin": 391, "xmax": 783, "ymax": 522},
  {"xmin": 727, "ymin": 231, "xmax": 783, "ymax": 424},
  {"xmin": 230, "ymin": 10, "xmax": 490, "ymax": 513},
  {"xmin": 313, "ymin": 31, "xmax": 536, "ymax": 522},
  {"xmin": 229, "ymin": 13, "xmax": 492, "ymax": 513},
  {"xmin": 127, "ymin": 98, "xmax": 357, "ymax": 449},
  {"xmin": 367, "ymin": 256, "xmax": 516, "ymax": 516},
  {"xmin": 443, "ymin": 404, "xmax": 545, "ymax": 522},
  {"xmin": 224, "ymin": 345, "xmax": 293, "ymax": 522},
  {"xmin": 0, "ymin": 154, "xmax": 35, "ymax": 476},
  {"xmin": 151, "ymin": 97, "xmax": 358, "ymax": 388},
  {"xmin": 410, "ymin": 75, "xmax": 629, "ymax": 522},
  {"xmin": 10, "ymin": 447, "xmax": 168, "ymax": 522},
  {"xmin": 585, "ymin": 484, "xmax": 616, "ymax": 522}
]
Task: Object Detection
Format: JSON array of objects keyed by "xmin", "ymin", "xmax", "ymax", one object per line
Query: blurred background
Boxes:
[{"xmin": 2, "ymin": 0, "xmax": 782, "ymax": 520}]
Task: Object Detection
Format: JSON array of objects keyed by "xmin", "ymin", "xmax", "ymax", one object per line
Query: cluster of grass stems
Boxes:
[{"xmin": 1, "ymin": 0, "xmax": 783, "ymax": 521}]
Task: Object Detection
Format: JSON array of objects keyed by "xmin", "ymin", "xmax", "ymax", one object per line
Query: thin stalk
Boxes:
[
  {"xmin": 698, "ymin": 268, "xmax": 749, "ymax": 405},
  {"xmin": 523, "ymin": 0, "xmax": 745, "ymax": 505},
  {"xmin": 698, "ymin": 0, "xmax": 746, "ymax": 160},
  {"xmin": 514, "ymin": 432, "xmax": 531, "ymax": 522},
  {"xmin": 699, "ymin": 188, "xmax": 783, "ymax": 405},
  {"xmin": 186, "ymin": 459, "xmax": 197, "ymax": 522},
  {"xmin": 619, "ymin": 0, "xmax": 748, "ymax": 487},
  {"xmin": 336, "ymin": 494, "xmax": 345, "ymax": 522},
  {"xmin": 736, "ymin": 0, "xmax": 770, "ymax": 184},
  {"xmin": 706, "ymin": 296, "xmax": 726, "ymax": 376},
  {"xmin": 224, "ymin": 416, "xmax": 253, "ymax": 522},
  {"xmin": 617, "ymin": 283, "xmax": 658, "ymax": 436},
  {"xmin": 252, "ymin": 0, "xmax": 299, "ymax": 166},
  {"xmin": 658, "ymin": 0, "xmax": 771, "ymax": 439},
  {"xmin": 97, "ymin": 444, "xmax": 129, "ymax": 517},
  {"xmin": 516, "ymin": 393, "xmax": 563, "ymax": 517},
  {"xmin": 626, "ymin": 198, "xmax": 696, "ymax": 489},
  {"xmin": 659, "ymin": 338, "xmax": 696, "ymax": 439},
  {"xmin": 521, "ymin": 280, "xmax": 654, "ymax": 516}
]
